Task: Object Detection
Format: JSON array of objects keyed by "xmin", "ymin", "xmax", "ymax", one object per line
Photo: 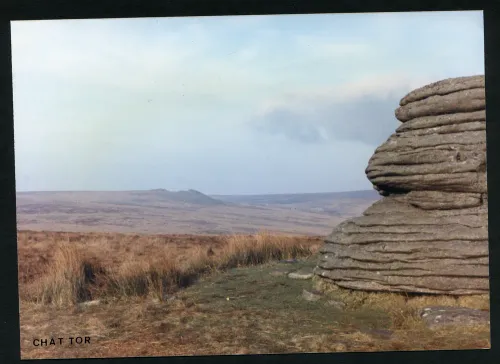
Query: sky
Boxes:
[{"xmin": 11, "ymin": 11, "xmax": 485, "ymax": 195}]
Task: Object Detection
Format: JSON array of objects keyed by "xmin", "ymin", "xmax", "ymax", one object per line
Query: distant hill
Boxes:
[
  {"xmin": 211, "ymin": 190, "xmax": 379, "ymax": 205},
  {"xmin": 17, "ymin": 189, "xmax": 227, "ymax": 209},
  {"xmin": 15, "ymin": 189, "xmax": 380, "ymax": 235},
  {"xmin": 131, "ymin": 189, "xmax": 226, "ymax": 206}
]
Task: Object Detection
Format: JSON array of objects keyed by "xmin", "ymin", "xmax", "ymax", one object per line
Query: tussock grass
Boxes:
[
  {"xmin": 218, "ymin": 232, "xmax": 317, "ymax": 269},
  {"xmin": 29, "ymin": 244, "xmax": 105, "ymax": 306},
  {"xmin": 24, "ymin": 231, "xmax": 320, "ymax": 305},
  {"xmin": 106, "ymin": 253, "xmax": 202, "ymax": 300}
]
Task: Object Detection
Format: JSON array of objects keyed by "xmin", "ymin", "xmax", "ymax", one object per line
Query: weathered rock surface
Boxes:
[
  {"xmin": 395, "ymin": 88, "xmax": 485, "ymax": 122},
  {"xmin": 315, "ymin": 75, "xmax": 489, "ymax": 295},
  {"xmin": 419, "ymin": 306, "xmax": 490, "ymax": 329},
  {"xmin": 399, "ymin": 75, "xmax": 484, "ymax": 106}
]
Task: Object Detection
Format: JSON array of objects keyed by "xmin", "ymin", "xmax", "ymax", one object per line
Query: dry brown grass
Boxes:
[
  {"xmin": 18, "ymin": 230, "xmax": 322, "ymax": 306},
  {"xmin": 18, "ymin": 230, "xmax": 489, "ymax": 359},
  {"xmin": 22, "ymin": 244, "xmax": 106, "ymax": 306},
  {"xmin": 217, "ymin": 232, "xmax": 316, "ymax": 269}
]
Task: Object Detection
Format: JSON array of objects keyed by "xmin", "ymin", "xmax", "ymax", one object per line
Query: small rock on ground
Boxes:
[
  {"xmin": 419, "ymin": 306, "xmax": 490, "ymax": 330},
  {"xmin": 78, "ymin": 299, "xmax": 101, "ymax": 308},
  {"xmin": 288, "ymin": 268, "xmax": 314, "ymax": 280},
  {"xmin": 302, "ymin": 289, "xmax": 323, "ymax": 302}
]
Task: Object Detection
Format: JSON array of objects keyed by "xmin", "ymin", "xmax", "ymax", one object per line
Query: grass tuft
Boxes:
[{"xmin": 30, "ymin": 244, "xmax": 105, "ymax": 306}]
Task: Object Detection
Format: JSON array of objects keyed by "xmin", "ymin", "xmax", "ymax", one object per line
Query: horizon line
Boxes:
[{"xmin": 15, "ymin": 187, "xmax": 376, "ymax": 196}]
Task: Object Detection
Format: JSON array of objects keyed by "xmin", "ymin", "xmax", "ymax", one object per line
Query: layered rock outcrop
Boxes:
[{"xmin": 315, "ymin": 75, "xmax": 489, "ymax": 295}]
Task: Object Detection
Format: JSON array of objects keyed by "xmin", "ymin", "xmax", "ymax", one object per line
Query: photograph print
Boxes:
[{"xmin": 11, "ymin": 10, "xmax": 489, "ymax": 359}]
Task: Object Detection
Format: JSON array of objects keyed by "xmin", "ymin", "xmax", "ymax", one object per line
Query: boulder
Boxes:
[{"xmin": 315, "ymin": 75, "xmax": 489, "ymax": 295}]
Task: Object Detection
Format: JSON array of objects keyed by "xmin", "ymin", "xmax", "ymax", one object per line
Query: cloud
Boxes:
[
  {"xmin": 248, "ymin": 73, "xmax": 435, "ymax": 146},
  {"xmin": 295, "ymin": 35, "xmax": 373, "ymax": 59},
  {"xmin": 11, "ymin": 19, "xmax": 216, "ymax": 92},
  {"xmin": 10, "ymin": 12, "xmax": 485, "ymax": 193},
  {"xmin": 252, "ymin": 108, "xmax": 328, "ymax": 144},
  {"xmin": 250, "ymin": 95, "xmax": 400, "ymax": 146}
]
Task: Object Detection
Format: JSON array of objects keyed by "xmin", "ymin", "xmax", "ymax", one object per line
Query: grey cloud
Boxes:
[
  {"xmin": 250, "ymin": 93, "xmax": 403, "ymax": 147},
  {"xmin": 252, "ymin": 109, "xmax": 328, "ymax": 143}
]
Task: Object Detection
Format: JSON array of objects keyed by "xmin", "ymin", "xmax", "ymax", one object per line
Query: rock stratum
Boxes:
[{"xmin": 315, "ymin": 75, "xmax": 489, "ymax": 295}]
